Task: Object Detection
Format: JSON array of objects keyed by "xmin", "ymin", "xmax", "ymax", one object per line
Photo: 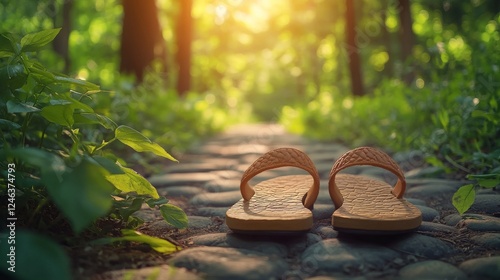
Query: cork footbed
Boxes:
[
  {"xmin": 329, "ymin": 147, "xmax": 422, "ymax": 233},
  {"xmin": 225, "ymin": 175, "xmax": 313, "ymax": 232},
  {"xmin": 225, "ymin": 147, "xmax": 320, "ymax": 233},
  {"xmin": 332, "ymin": 174, "xmax": 422, "ymax": 232}
]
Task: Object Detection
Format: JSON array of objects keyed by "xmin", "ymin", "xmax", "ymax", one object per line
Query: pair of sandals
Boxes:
[{"xmin": 226, "ymin": 147, "xmax": 422, "ymax": 234}]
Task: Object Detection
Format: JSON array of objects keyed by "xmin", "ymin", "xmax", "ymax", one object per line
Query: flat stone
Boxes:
[
  {"xmin": 186, "ymin": 216, "xmax": 213, "ymax": 229},
  {"xmin": 197, "ymin": 207, "xmax": 228, "ymax": 217},
  {"xmin": 405, "ymin": 178, "xmax": 464, "ymax": 188},
  {"xmin": 313, "ymin": 204, "xmax": 335, "ymax": 220},
  {"xmin": 169, "ymin": 246, "xmax": 288, "ymax": 279},
  {"xmin": 204, "ymin": 179, "xmax": 240, "ymax": 192},
  {"xmin": 132, "ymin": 209, "xmax": 159, "ymax": 222},
  {"xmin": 404, "ymin": 166, "xmax": 446, "ymax": 178},
  {"xmin": 313, "ymin": 226, "xmax": 338, "ymax": 239},
  {"xmin": 469, "ymin": 194, "xmax": 500, "ymax": 216},
  {"xmin": 301, "ymin": 239, "xmax": 401, "ymax": 274},
  {"xmin": 211, "ymin": 170, "xmax": 242, "ymax": 180},
  {"xmin": 461, "ymin": 214, "xmax": 500, "ymax": 231},
  {"xmin": 406, "ymin": 198, "xmax": 427, "ymax": 206},
  {"xmin": 393, "ymin": 150, "xmax": 426, "ymax": 171},
  {"xmin": 443, "ymin": 213, "xmax": 464, "ymax": 226},
  {"xmin": 459, "ymin": 256, "xmax": 500, "ymax": 280},
  {"xmin": 316, "ymin": 185, "xmax": 333, "ymax": 204},
  {"xmin": 471, "ymin": 233, "xmax": 500, "ymax": 249},
  {"xmin": 286, "ymin": 233, "xmax": 322, "ymax": 255},
  {"xmin": 417, "ymin": 222, "xmax": 458, "ymax": 234},
  {"xmin": 315, "ymin": 162, "xmax": 337, "ymax": 177},
  {"xmin": 406, "ymin": 185, "xmax": 458, "ymax": 197},
  {"xmin": 148, "ymin": 216, "xmax": 212, "ymax": 231},
  {"xmin": 99, "ymin": 265, "xmax": 201, "ymax": 280},
  {"xmin": 164, "ymin": 162, "xmax": 233, "ymax": 173},
  {"xmin": 415, "ymin": 205, "xmax": 440, "ymax": 221},
  {"xmin": 148, "ymin": 172, "xmax": 219, "ymax": 187},
  {"xmin": 157, "ymin": 186, "xmax": 202, "ymax": 197},
  {"xmin": 190, "ymin": 191, "xmax": 241, "ymax": 207},
  {"xmin": 186, "ymin": 233, "xmax": 288, "ymax": 257},
  {"xmin": 398, "ymin": 260, "xmax": 467, "ymax": 280},
  {"xmin": 196, "ymin": 144, "xmax": 270, "ymax": 157},
  {"xmin": 387, "ymin": 233, "xmax": 455, "ymax": 259}
]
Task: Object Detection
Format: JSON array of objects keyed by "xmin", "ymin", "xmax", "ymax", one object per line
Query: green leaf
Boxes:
[
  {"xmin": 472, "ymin": 110, "xmax": 499, "ymax": 124},
  {"xmin": 74, "ymin": 112, "xmax": 117, "ymax": 129},
  {"xmin": 106, "ymin": 165, "xmax": 160, "ymax": 198},
  {"xmin": 437, "ymin": 110, "xmax": 449, "ymax": 130},
  {"xmin": 160, "ymin": 204, "xmax": 188, "ymax": 229},
  {"xmin": 476, "ymin": 179, "xmax": 500, "ymax": 188},
  {"xmin": 145, "ymin": 197, "xmax": 169, "ymax": 208},
  {"xmin": 0, "ymin": 32, "xmax": 18, "ymax": 55},
  {"xmin": 28, "ymin": 62, "xmax": 56, "ymax": 84},
  {"xmin": 10, "ymin": 149, "xmax": 113, "ymax": 233},
  {"xmin": 7, "ymin": 148, "xmax": 66, "ymax": 184},
  {"xmin": 6, "ymin": 100, "xmax": 40, "ymax": 113},
  {"xmin": 452, "ymin": 184, "xmax": 476, "ymax": 215},
  {"xmin": 21, "ymin": 28, "xmax": 61, "ymax": 52},
  {"xmin": 53, "ymin": 158, "xmax": 114, "ymax": 233},
  {"xmin": 41, "ymin": 104, "xmax": 75, "ymax": 127},
  {"xmin": 0, "ymin": 64, "xmax": 27, "ymax": 89},
  {"xmin": 113, "ymin": 197, "xmax": 144, "ymax": 222},
  {"xmin": 92, "ymin": 156, "xmax": 125, "ymax": 174},
  {"xmin": 0, "ymin": 231, "xmax": 72, "ymax": 280},
  {"xmin": 115, "ymin": 125, "xmax": 177, "ymax": 161},
  {"xmin": 0, "ymin": 50, "xmax": 14, "ymax": 59},
  {"xmin": 51, "ymin": 96, "xmax": 93, "ymax": 112},
  {"xmin": 0, "ymin": 119, "xmax": 21, "ymax": 130},
  {"xmin": 0, "ymin": 32, "xmax": 14, "ymax": 52},
  {"xmin": 54, "ymin": 75, "xmax": 100, "ymax": 90},
  {"xmin": 91, "ymin": 229, "xmax": 180, "ymax": 254}
]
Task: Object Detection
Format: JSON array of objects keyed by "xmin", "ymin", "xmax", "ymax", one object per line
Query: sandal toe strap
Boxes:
[
  {"xmin": 240, "ymin": 147, "xmax": 320, "ymax": 208},
  {"xmin": 328, "ymin": 147, "xmax": 406, "ymax": 208}
]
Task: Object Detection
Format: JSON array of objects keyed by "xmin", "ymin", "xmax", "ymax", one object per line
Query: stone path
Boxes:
[{"xmin": 108, "ymin": 124, "xmax": 500, "ymax": 279}]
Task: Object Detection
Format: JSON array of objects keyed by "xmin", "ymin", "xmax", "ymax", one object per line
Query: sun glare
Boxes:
[{"xmin": 212, "ymin": 0, "xmax": 274, "ymax": 33}]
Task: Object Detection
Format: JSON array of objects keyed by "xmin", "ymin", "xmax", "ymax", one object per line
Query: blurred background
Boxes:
[{"xmin": 2, "ymin": 0, "xmax": 499, "ymax": 174}]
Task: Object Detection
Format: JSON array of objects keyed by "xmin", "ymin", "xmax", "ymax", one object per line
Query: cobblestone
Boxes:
[{"xmin": 105, "ymin": 124, "xmax": 500, "ymax": 279}]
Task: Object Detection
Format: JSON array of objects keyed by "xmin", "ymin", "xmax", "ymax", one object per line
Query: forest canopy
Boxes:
[{"xmin": 1, "ymin": 0, "xmax": 499, "ymax": 162}]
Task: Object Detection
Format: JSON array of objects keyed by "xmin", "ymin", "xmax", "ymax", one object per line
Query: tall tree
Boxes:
[
  {"xmin": 176, "ymin": 0, "xmax": 193, "ymax": 95},
  {"xmin": 49, "ymin": 0, "xmax": 73, "ymax": 74},
  {"xmin": 120, "ymin": 0, "xmax": 166, "ymax": 82},
  {"xmin": 345, "ymin": 0, "xmax": 364, "ymax": 96},
  {"xmin": 398, "ymin": 0, "xmax": 415, "ymax": 83}
]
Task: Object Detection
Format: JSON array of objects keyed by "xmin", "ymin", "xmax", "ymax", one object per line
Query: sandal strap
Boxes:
[
  {"xmin": 328, "ymin": 147, "xmax": 406, "ymax": 208},
  {"xmin": 240, "ymin": 147, "xmax": 320, "ymax": 209}
]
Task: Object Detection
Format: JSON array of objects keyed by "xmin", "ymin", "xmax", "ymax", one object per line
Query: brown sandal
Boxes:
[
  {"xmin": 329, "ymin": 147, "xmax": 422, "ymax": 233},
  {"xmin": 226, "ymin": 147, "xmax": 320, "ymax": 233}
]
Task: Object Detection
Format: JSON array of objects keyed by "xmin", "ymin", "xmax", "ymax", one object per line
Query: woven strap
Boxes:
[
  {"xmin": 240, "ymin": 147, "xmax": 320, "ymax": 208},
  {"xmin": 328, "ymin": 147, "xmax": 406, "ymax": 208}
]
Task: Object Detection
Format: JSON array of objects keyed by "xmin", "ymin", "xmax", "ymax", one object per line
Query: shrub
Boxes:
[{"xmin": 0, "ymin": 29, "xmax": 187, "ymax": 279}]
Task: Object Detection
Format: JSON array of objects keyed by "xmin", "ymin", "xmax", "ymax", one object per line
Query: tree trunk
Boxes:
[
  {"xmin": 398, "ymin": 0, "xmax": 415, "ymax": 84},
  {"xmin": 345, "ymin": 0, "xmax": 364, "ymax": 96},
  {"xmin": 120, "ymin": 0, "xmax": 166, "ymax": 82},
  {"xmin": 176, "ymin": 0, "xmax": 193, "ymax": 95},
  {"xmin": 50, "ymin": 0, "xmax": 73, "ymax": 74}
]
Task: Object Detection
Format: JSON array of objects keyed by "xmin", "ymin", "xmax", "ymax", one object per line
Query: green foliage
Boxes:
[
  {"xmin": 452, "ymin": 184, "xmax": 476, "ymax": 215},
  {"xmin": 0, "ymin": 29, "xmax": 186, "ymax": 276},
  {"xmin": 100, "ymin": 74, "xmax": 242, "ymax": 154},
  {"xmin": 92, "ymin": 229, "xmax": 181, "ymax": 254},
  {"xmin": 0, "ymin": 231, "xmax": 72, "ymax": 280},
  {"xmin": 280, "ymin": 9, "xmax": 500, "ymax": 215}
]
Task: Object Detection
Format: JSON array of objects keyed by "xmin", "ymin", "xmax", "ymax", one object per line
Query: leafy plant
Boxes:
[
  {"xmin": 453, "ymin": 173, "xmax": 500, "ymax": 215},
  {"xmin": 0, "ymin": 29, "xmax": 187, "ymax": 278}
]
